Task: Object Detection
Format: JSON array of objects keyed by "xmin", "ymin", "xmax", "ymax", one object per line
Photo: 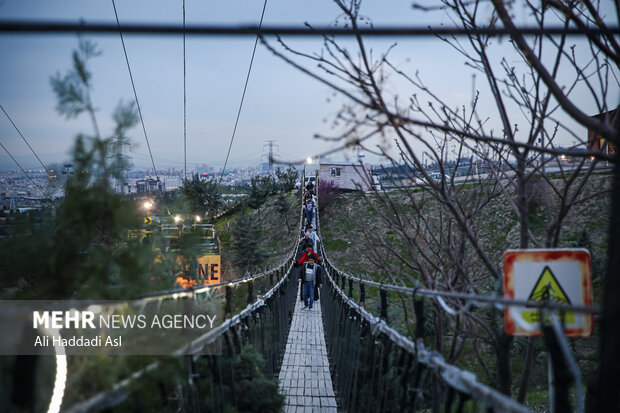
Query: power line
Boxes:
[
  {"xmin": 218, "ymin": 0, "xmax": 268, "ymax": 187},
  {"xmin": 111, "ymin": 0, "xmax": 160, "ymax": 188},
  {"xmin": 0, "ymin": 21, "xmax": 617, "ymax": 37},
  {"xmin": 0, "ymin": 141, "xmax": 53, "ymax": 202}
]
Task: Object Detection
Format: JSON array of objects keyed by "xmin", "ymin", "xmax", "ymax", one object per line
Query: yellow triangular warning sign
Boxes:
[
  {"xmin": 527, "ymin": 266, "xmax": 570, "ymax": 304},
  {"xmin": 522, "ymin": 266, "xmax": 574, "ymax": 323}
]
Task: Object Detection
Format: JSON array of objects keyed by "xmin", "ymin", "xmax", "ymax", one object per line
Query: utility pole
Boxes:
[
  {"xmin": 262, "ymin": 140, "xmax": 280, "ymax": 175},
  {"xmin": 107, "ymin": 135, "xmax": 132, "ymax": 194}
]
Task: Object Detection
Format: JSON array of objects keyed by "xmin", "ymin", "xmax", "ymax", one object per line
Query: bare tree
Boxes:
[{"xmin": 263, "ymin": 0, "xmax": 619, "ymax": 404}]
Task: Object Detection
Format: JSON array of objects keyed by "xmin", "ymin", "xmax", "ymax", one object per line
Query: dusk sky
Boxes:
[{"xmin": 1, "ymin": 1, "xmax": 617, "ymax": 173}]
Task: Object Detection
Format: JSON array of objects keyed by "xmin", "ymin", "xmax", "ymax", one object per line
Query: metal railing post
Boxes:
[
  {"xmin": 247, "ymin": 281, "xmax": 254, "ymax": 304},
  {"xmin": 380, "ymin": 289, "xmax": 389, "ymax": 324},
  {"xmin": 360, "ymin": 282, "xmax": 366, "ymax": 304},
  {"xmin": 225, "ymin": 286, "xmax": 232, "ymax": 315}
]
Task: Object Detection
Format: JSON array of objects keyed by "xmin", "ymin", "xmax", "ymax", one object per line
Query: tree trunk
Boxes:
[
  {"xmin": 598, "ymin": 149, "xmax": 620, "ymax": 411},
  {"xmin": 496, "ymin": 331, "xmax": 514, "ymax": 395},
  {"xmin": 517, "ymin": 337, "xmax": 536, "ymax": 403}
]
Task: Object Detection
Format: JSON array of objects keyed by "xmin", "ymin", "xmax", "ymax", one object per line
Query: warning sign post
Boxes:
[{"xmin": 503, "ymin": 249, "xmax": 593, "ymax": 337}]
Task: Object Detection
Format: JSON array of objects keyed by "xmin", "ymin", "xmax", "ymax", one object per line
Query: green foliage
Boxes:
[
  {"xmin": 248, "ymin": 175, "xmax": 277, "ymax": 209},
  {"xmin": 323, "ymin": 238, "xmax": 350, "ymax": 250},
  {"xmin": 275, "ymin": 192, "xmax": 292, "ymax": 232},
  {"xmin": 0, "ymin": 137, "xmax": 165, "ymax": 299},
  {"xmin": 181, "ymin": 173, "xmax": 223, "ymax": 217},
  {"xmin": 0, "ymin": 38, "xmax": 169, "ymax": 299},
  {"xmin": 50, "ymin": 37, "xmax": 102, "ymax": 120},
  {"xmin": 230, "ymin": 212, "xmax": 267, "ymax": 272},
  {"xmin": 275, "ymin": 167, "xmax": 298, "ymax": 192},
  {"xmin": 226, "ymin": 346, "xmax": 284, "ymax": 413}
]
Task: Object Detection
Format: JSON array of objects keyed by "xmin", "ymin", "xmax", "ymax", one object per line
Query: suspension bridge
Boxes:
[
  {"xmin": 1, "ymin": 2, "xmax": 614, "ymax": 411},
  {"xmin": 52, "ymin": 184, "xmax": 545, "ymax": 413}
]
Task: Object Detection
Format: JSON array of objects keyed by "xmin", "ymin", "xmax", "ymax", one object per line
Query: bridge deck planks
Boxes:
[{"xmin": 278, "ymin": 284, "xmax": 337, "ymax": 412}]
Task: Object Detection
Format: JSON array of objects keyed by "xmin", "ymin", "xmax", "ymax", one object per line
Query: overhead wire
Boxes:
[
  {"xmin": 111, "ymin": 0, "xmax": 161, "ymax": 191},
  {"xmin": 0, "ymin": 103, "xmax": 65, "ymax": 196},
  {"xmin": 218, "ymin": 0, "xmax": 268, "ymax": 188},
  {"xmin": 0, "ymin": 141, "xmax": 53, "ymax": 202},
  {"xmin": 1, "ymin": 21, "xmax": 617, "ymax": 37}
]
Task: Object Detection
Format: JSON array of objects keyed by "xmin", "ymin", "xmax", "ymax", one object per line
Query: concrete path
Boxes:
[{"xmin": 278, "ymin": 284, "xmax": 337, "ymax": 413}]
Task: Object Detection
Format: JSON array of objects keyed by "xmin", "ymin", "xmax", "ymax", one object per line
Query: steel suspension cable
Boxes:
[
  {"xmin": 0, "ymin": 103, "xmax": 65, "ymax": 196},
  {"xmin": 111, "ymin": 0, "xmax": 160, "ymax": 187},
  {"xmin": 218, "ymin": 0, "xmax": 267, "ymax": 188},
  {"xmin": 0, "ymin": 141, "xmax": 53, "ymax": 202},
  {"xmin": 326, "ymin": 261, "xmax": 600, "ymax": 314},
  {"xmin": 1, "ymin": 104, "xmax": 53, "ymax": 177}
]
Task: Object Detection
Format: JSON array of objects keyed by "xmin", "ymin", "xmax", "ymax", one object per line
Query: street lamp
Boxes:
[
  {"xmin": 306, "ymin": 157, "xmax": 313, "ymax": 165},
  {"xmin": 174, "ymin": 215, "xmax": 182, "ymax": 223},
  {"xmin": 194, "ymin": 215, "xmax": 201, "ymax": 222}
]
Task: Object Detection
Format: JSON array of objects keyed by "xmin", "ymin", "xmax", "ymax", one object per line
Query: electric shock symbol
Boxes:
[{"xmin": 522, "ymin": 266, "xmax": 574, "ymax": 323}]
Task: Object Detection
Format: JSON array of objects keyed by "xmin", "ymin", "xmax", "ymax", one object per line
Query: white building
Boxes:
[{"xmin": 318, "ymin": 162, "xmax": 372, "ymax": 191}]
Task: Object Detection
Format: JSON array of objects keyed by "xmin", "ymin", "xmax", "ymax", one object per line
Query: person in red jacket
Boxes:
[
  {"xmin": 297, "ymin": 255, "xmax": 323, "ymax": 310},
  {"xmin": 293, "ymin": 248, "xmax": 322, "ymax": 302},
  {"xmin": 294, "ymin": 248, "xmax": 321, "ymax": 264}
]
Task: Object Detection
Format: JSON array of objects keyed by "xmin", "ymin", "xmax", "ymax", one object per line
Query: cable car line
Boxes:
[
  {"xmin": 0, "ymin": 141, "xmax": 53, "ymax": 202},
  {"xmin": 218, "ymin": 0, "xmax": 268, "ymax": 188},
  {"xmin": 0, "ymin": 103, "xmax": 65, "ymax": 196},
  {"xmin": 111, "ymin": 0, "xmax": 160, "ymax": 190}
]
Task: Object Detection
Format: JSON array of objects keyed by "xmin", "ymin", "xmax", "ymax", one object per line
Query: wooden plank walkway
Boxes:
[{"xmin": 278, "ymin": 284, "xmax": 337, "ymax": 413}]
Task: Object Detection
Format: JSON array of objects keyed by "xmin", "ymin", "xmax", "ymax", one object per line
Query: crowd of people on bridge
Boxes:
[{"xmin": 293, "ymin": 179, "xmax": 323, "ymax": 310}]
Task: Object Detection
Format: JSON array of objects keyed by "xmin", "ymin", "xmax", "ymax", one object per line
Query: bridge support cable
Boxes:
[
  {"xmin": 314, "ymin": 207, "xmax": 530, "ymax": 412},
  {"xmin": 111, "ymin": 0, "xmax": 160, "ymax": 187}
]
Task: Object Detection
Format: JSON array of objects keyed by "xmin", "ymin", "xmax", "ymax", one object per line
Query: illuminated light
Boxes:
[
  {"xmin": 174, "ymin": 216, "xmax": 182, "ymax": 223},
  {"xmin": 306, "ymin": 157, "xmax": 313, "ymax": 165},
  {"xmin": 46, "ymin": 329, "xmax": 67, "ymax": 413},
  {"xmin": 143, "ymin": 201, "xmax": 153, "ymax": 210},
  {"xmin": 195, "ymin": 215, "xmax": 201, "ymax": 222}
]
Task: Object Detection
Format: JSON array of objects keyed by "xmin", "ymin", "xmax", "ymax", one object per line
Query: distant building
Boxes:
[
  {"xmin": 61, "ymin": 163, "xmax": 74, "ymax": 174},
  {"xmin": 136, "ymin": 178, "xmax": 162, "ymax": 194},
  {"xmin": 319, "ymin": 162, "xmax": 372, "ymax": 191},
  {"xmin": 587, "ymin": 109, "xmax": 618, "ymax": 156}
]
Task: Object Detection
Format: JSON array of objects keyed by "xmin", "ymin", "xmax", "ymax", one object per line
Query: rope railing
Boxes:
[
  {"xmin": 64, "ymin": 263, "xmax": 300, "ymax": 413},
  {"xmin": 63, "ymin": 189, "xmax": 307, "ymax": 412},
  {"xmin": 324, "ymin": 252, "xmax": 600, "ymax": 315},
  {"xmin": 315, "ymin": 204, "xmax": 531, "ymax": 412}
]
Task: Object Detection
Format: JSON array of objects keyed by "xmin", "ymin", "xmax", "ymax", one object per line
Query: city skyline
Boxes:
[{"xmin": 1, "ymin": 1, "xmax": 615, "ymax": 174}]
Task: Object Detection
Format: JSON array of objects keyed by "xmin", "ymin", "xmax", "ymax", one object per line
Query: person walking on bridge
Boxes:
[
  {"xmin": 304, "ymin": 198, "xmax": 316, "ymax": 227},
  {"xmin": 297, "ymin": 255, "xmax": 323, "ymax": 310},
  {"xmin": 305, "ymin": 224, "xmax": 320, "ymax": 251}
]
